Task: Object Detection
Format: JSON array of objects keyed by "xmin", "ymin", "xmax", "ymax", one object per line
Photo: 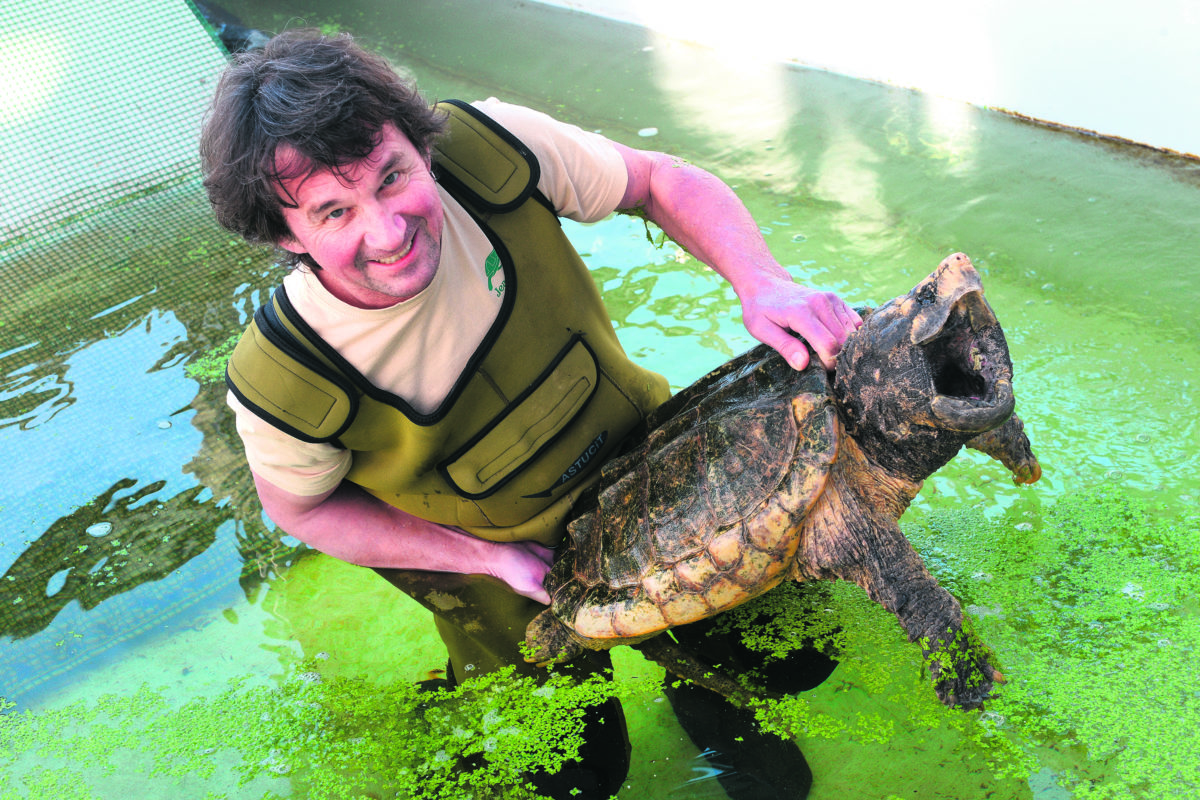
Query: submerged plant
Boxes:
[{"xmin": 185, "ymin": 333, "xmax": 240, "ymax": 385}]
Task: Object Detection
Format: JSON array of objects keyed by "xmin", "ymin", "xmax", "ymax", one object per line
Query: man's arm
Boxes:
[
  {"xmin": 613, "ymin": 142, "xmax": 861, "ymax": 371},
  {"xmin": 253, "ymin": 472, "xmax": 555, "ymax": 603}
]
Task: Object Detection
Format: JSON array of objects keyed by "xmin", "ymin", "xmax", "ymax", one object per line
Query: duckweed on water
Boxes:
[
  {"xmin": 940, "ymin": 490, "xmax": 1200, "ymax": 800},
  {"xmin": 185, "ymin": 333, "xmax": 240, "ymax": 386},
  {"xmin": 706, "ymin": 488, "xmax": 1198, "ymax": 799},
  {"xmin": 1, "ymin": 664, "xmax": 648, "ymax": 799},
  {"xmin": 4, "ymin": 489, "xmax": 1194, "ymax": 799}
]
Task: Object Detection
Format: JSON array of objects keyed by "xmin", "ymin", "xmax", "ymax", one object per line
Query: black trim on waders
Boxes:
[{"xmin": 434, "ymin": 100, "xmax": 560, "ymax": 221}]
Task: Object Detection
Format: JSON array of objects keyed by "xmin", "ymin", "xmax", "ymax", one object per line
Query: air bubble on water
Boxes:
[
  {"xmin": 46, "ymin": 569, "xmax": 69, "ymax": 597},
  {"xmin": 1121, "ymin": 582, "xmax": 1145, "ymax": 600}
]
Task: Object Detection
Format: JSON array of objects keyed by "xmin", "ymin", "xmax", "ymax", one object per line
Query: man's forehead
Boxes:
[{"xmin": 273, "ymin": 123, "xmax": 419, "ymax": 197}]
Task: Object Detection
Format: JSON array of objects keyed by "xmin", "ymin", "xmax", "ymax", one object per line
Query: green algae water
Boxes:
[{"xmin": 2, "ymin": 1, "xmax": 1198, "ymax": 798}]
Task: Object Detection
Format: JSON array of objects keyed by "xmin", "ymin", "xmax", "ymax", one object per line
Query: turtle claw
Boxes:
[
  {"xmin": 965, "ymin": 414, "xmax": 1042, "ymax": 486},
  {"xmin": 925, "ymin": 627, "xmax": 1003, "ymax": 710}
]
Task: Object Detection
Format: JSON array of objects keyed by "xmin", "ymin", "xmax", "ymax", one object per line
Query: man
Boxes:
[{"xmin": 202, "ymin": 29, "xmax": 859, "ymax": 799}]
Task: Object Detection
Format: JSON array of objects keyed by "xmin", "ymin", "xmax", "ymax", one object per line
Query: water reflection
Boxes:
[
  {"xmin": 0, "ymin": 178, "xmax": 300, "ymax": 703},
  {"xmin": 1, "ymin": 478, "xmax": 218, "ymax": 640},
  {"xmin": 640, "ymin": 33, "xmax": 804, "ymax": 193}
]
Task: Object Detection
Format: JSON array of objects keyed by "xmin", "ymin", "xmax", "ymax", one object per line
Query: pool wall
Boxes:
[{"xmin": 533, "ymin": 0, "xmax": 1200, "ymax": 158}]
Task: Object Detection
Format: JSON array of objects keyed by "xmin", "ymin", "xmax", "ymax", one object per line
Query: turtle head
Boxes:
[{"xmin": 834, "ymin": 253, "xmax": 1023, "ymax": 482}]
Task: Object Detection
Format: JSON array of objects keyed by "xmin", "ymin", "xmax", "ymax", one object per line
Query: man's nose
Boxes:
[{"xmin": 364, "ymin": 201, "xmax": 407, "ymax": 251}]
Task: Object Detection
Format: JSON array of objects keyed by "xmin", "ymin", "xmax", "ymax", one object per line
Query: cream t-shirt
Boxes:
[{"xmin": 229, "ymin": 99, "xmax": 629, "ymax": 496}]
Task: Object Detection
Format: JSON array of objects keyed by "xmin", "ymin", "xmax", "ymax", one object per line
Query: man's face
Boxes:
[{"xmin": 275, "ymin": 123, "xmax": 444, "ymax": 308}]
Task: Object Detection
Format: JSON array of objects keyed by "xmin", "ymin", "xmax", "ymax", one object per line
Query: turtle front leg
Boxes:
[{"xmin": 795, "ymin": 511, "xmax": 1002, "ymax": 710}]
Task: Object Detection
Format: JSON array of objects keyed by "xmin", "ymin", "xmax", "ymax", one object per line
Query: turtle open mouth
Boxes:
[
  {"xmin": 929, "ymin": 343, "xmax": 988, "ymax": 400},
  {"xmin": 917, "ymin": 290, "xmax": 1016, "ymax": 433}
]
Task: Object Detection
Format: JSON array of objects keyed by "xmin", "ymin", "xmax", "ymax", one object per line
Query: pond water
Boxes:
[{"xmin": 2, "ymin": 1, "xmax": 1197, "ymax": 798}]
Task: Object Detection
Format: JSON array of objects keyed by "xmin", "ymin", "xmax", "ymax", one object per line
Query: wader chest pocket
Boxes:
[{"xmin": 441, "ymin": 338, "xmax": 598, "ymax": 498}]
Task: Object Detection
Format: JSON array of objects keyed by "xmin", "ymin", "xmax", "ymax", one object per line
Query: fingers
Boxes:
[
  {"xmin": 519, "ymin": 583, "xmax": 552, "ymax": 605},
  {"xmin": 747, "ymin": 286, "xmax": 861, "ymax": 372},
  {"xmin": 755, "ymin": 326, "xmax": 812, "ymax": 371},
  {"xmin": 832, "ymin": 296, "xmax": 864, "ymax": 334},
  {"xmin": 807, "ymin": 290, "xmax": 863, "ymax": 340},
  {"xmin": 754, "ymin": 306, "xmax": 842, "ymax": 371},
  {"xmin": 492, "ymin": 540, "xmax": 555, "ymax": 604}
]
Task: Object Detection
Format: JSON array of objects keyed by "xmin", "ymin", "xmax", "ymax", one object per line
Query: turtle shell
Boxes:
[{"xmin": 544, "ymin": 344, "xmax": 838, "ymax": 645}]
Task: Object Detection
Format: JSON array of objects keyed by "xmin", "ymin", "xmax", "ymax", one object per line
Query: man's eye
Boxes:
[
  {"xmin": 382, "ymin": 170, "xmax": 407, "ymax": 189},
  {"xmin": 327, "ymin": 208, "xmax": 346, "ymax": 220}
]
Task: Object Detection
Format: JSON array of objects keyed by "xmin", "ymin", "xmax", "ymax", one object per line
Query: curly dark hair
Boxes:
[{"xmin": 200, "ymin": 29, "xmax": 447, "ymax": 268}]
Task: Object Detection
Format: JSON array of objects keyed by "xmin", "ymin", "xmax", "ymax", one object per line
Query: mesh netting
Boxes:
[{"xmin": 0, "ymin": 0, "xmax": 229, "ymax": 271}]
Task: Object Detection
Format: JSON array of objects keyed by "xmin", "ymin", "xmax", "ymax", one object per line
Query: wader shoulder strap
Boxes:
[
  {"xmin": 225, "ymin": 287, "xmax": 358, "ymax": 444},
  {"xmin": 433, "ymin": 99, "xmax": 541, "ymax": 213}
]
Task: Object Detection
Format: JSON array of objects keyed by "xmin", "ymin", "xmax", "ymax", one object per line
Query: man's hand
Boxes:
[
  {"xmin": 485, "ymin": 539, "xmax": 556, "ymax": 604},
  {"xmin": 614, "ymin": 143, "xmax": 861, "ymax": 372},
  {"xmin": 739, "ymin": 274, "xmax": 862, "ymax": 372},
  {"xmin": 253, "ymin": 474, "xmax": 558, "ymax": 604}
]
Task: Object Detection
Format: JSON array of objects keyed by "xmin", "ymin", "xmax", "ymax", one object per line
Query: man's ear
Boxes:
[{"xmin": 277, "ymin": 235, "xmax": 305, "ymax": 255}]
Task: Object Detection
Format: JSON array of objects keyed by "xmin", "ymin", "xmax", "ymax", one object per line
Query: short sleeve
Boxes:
[
  {"xmin": 228, "ymin": 390, "xmax": 352, "ymax": 496},
  {"xmin": 472, "ymin": 98, "xmax": 628, "ymax": 223}
]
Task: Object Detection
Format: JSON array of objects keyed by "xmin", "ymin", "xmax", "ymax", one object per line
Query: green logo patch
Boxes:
[{"xmin": 484, "ymin": 251, "xmax": 502, "ymax": 294}]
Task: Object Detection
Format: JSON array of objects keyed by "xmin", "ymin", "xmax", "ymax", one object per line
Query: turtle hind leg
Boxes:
[
  {"xmin": 671, "ymin": 613, "xmax": 840, "ymax": 696},
  {"xmin": 523, "ymin": 608, "xmax": 586, "ymax": 665},
  {"xmin": 635, "ymin": 635, "xmax": 774, "ymax": 708},
  {"xmin": 657, "ymin": 619, "xmax": 819, "ymax": 799}
]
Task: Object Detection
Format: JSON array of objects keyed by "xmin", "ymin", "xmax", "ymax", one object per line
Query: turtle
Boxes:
[{"xmin": 524, "ymin": 252, "xmax": 1041, "ymax": 710}]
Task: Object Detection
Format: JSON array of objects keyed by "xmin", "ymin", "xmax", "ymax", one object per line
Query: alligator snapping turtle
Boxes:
[{"xmin": 525, "ymin": 253, "xmax": 1041, "ymax": 709}]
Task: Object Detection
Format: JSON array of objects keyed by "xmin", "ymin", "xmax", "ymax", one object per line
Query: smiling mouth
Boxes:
[{"xmin": 369, "ymin": 236, "xmax": 414, "ymax": 266}]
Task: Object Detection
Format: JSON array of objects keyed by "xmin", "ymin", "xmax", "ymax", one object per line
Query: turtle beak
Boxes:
[
  {"xmin": 912, "ymin": 255, "xmax": 1016, "ymax": 433},
  {"xmin": 909, "ymin": 253, "xmax": 986, "ymax": 346}
]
